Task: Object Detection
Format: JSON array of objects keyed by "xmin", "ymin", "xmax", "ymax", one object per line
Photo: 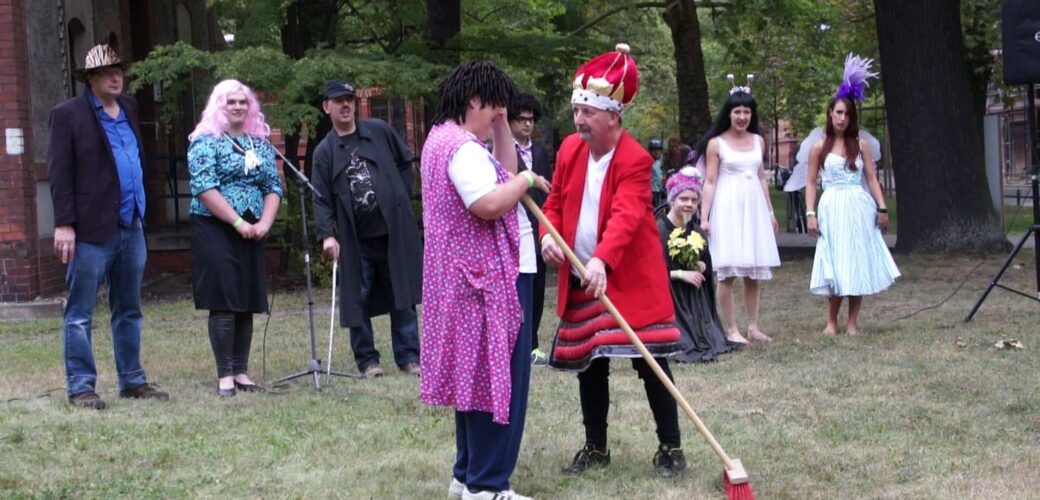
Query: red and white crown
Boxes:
[{"xmin": 571, "ymin": 43, "xmax": 639, "ymax": 114}]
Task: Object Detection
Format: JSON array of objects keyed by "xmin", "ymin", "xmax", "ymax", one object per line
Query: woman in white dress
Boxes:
[
  {"xmin": 805, "ymin": 55, "xmax": 900, "ymax": 336},
  {"xmin": 697, "ymin": 84, "xmax": 781, "ymax": 344}
]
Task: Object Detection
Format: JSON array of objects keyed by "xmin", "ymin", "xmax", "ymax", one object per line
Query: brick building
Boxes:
[{"xmin": 0, "ymin": 0, "xmax": 219, "ymax": 302}]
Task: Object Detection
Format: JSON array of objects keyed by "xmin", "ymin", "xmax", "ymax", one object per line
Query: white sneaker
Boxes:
[
  {"xmin": 462, "ymin": 488, "xmax": 533, "ymax": 500},
  {"xmin": 448, "ymin": 477, "xmax": 466, "ymax": 498}
]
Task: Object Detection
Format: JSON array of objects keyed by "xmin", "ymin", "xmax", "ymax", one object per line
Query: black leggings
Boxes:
[
  {"xmin": 578, "ymin": 357, "xmax": 681, "ymax": 450},
  {"xmin": 207, "ymin": 311, "xmax": 254, "ymax": 378}
]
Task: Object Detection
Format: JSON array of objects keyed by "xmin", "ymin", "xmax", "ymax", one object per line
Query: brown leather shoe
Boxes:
[
  {"xmin": 119, "ymin": 383, "xmax": 170, "ymax": 400},
  {"xmin": 361, "ymin": 364, "xmax": 386, "ymax": 379},
  {"xmin": 68, "ymin": 391, "xmax": 107, "ymax": 410},
  {"xmin": 401, "ymin": 362, "xmax": 421, "ymax": 376}
]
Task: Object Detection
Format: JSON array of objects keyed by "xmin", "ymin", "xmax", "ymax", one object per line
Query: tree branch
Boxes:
[
  {"xmin": 569, "ymin": 2, "xmax": 674, "ymax": 36},
  {"xmin": 463, "ymin": 5, "xmax": 509, "ymax": 23},
  {"xmin": 343, "ymin": 0, "xmax": 392, "ymax": 53},
  {"xmin": 568, "ymin": 0, "xmax": 731, "ymax": 36}
]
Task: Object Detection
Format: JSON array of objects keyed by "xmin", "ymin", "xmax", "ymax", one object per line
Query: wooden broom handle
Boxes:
[{"xmin": 522, "ymin": 194, "xmax": 738, "ymax": 471}]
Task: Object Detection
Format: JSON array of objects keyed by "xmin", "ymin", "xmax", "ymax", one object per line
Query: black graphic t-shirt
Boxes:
[{"xmin": 339, "ymin": 132, "xmax": 387, "ymax": 240}]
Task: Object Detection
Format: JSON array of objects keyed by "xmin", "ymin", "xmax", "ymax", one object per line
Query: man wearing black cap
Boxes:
[
  {"xmin": 312, "ymin": 80, "xmax": 423, "ymax": 378},
  {"xmin": 648, "ymin": 138, "xmax": 664, "ymax": 207}
]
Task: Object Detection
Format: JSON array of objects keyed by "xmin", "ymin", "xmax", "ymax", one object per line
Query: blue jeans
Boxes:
[
  {"xmin": 63, "ymin": 219, "xmax": 148, "ymax": 396},
  {"xmin": 349, "ymin": 241, "xmax": 420, "ymax": 370},
  {"xmin": 453, "ymin": 274, "xmax": 533, "ymax": 492}
]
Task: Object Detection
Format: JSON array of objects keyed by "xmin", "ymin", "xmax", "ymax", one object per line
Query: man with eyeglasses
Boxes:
[{"xmin": 508, "ymin": 92, "xmax": 554, "ymax": 366}]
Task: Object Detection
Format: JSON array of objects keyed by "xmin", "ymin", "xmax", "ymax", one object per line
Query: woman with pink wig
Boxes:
[{"xmin": 187, "ymin": 79, "xmax": 283, "ymax": 397}]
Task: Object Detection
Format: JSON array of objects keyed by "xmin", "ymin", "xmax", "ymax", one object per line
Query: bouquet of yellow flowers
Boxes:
[{"xmin": 667, "ymin": 227, "xmax": 706, "ymax": 271}]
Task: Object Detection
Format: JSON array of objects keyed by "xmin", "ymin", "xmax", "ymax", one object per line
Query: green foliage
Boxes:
[
  {"xmin": 704, "ymin": 0, "xmax": 879, "ymax": 137},
  {"xmin": 125, "ymin": 0, "xmax": 1008, "ymax": 265},
  {"xmin": 129, "ymin": 43, "xmax": 445, "ymax": 139}
]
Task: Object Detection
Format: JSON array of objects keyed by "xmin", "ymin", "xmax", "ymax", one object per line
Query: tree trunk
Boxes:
[
  {"xmin": 281, "ymin": 1, "xmax": 339, "ymax": 59},
  {"xmin": 662, "ymin": 0, "xmax": 712, "ymax": 147},
  {"xmin": 426, "ymin": 0, "xmax": 460, "ymax": 48},
  {"xmin": 874, "ymin": 0, "xmax": 1005, "ymax": 252}
]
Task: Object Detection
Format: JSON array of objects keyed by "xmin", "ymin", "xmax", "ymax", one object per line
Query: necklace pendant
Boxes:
[{"xmin": 243, "ymin": 149, "xmax": 261, "ymax": 174}]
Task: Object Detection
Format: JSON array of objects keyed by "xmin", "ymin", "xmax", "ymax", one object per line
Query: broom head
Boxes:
[{"xmin": 723, "ymin": 458, "xmax": 754, "ymax": 500}]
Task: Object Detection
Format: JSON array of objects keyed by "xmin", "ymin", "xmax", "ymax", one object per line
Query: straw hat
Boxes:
[{"xmin": 74, "ymin": 44, "xmax": 129, "ymax": 82}]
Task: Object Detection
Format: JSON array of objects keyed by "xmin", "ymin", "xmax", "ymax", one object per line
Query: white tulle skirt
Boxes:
[{"xmin": 708, "ymin": 173, "xmax": 780, "ymax": 280}]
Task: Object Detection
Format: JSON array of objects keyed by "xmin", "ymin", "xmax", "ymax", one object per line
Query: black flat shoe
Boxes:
[
  {"xmin": 217, "ymin": 386, "xmax": 236, "ymax": 398},
  {"xmin": 234, "ymin": 381, "xmax": 264, "ymax": 393}
]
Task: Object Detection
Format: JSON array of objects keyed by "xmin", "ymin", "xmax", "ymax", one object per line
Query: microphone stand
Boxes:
[{"xmin": 271, "ymin": 148, "xmax": 361, "ymax": 389}]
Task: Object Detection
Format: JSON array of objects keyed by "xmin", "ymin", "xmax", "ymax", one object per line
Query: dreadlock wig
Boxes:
[{"xmin": 432, "ymin": 60, "xmax": 515, "ymax": 126}]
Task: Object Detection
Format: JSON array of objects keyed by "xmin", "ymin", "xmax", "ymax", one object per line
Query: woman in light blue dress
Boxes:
[{"xmin": 805, "ymin": 95, "xmax": 899, "ymax": 336}]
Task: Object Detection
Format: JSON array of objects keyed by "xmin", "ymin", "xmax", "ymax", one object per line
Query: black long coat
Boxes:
[{"xmin": 312, "ymin": 119, "xmax": 422, "ymax": 327}]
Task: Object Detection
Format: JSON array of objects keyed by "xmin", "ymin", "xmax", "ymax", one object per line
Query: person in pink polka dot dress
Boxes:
[{"xmin": 420, "ymin": 61, "xmax": 550, "ymax": 500}]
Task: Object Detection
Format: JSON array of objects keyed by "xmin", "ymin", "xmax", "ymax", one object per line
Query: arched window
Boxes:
[
  {"xmin": 176, "ymin": 4, "xmax": 193, "ymax": 44},
  {"xmin": 67, "ymin": 18, "xmax": 87, "ymax": 96}
]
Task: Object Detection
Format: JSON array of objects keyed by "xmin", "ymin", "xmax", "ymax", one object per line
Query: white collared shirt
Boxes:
[{"xmin": 514, "ymin": 138, "xmax": 533, "ymax": 169}]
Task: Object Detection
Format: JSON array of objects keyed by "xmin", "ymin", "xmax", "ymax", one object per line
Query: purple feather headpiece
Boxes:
[{"xmin": 834, "ymin": 53, "xmax": 878, "ymax": 101}]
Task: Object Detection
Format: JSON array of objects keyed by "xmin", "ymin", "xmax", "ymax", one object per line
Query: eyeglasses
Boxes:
[{"xmin": 514, "ymin": 116, "xmax": 535, "ymax": 124}]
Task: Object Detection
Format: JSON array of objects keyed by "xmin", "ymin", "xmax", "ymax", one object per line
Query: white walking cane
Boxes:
[{"xmin": 325, "ymin": 260, "xmax": 338, "ymax": 385}]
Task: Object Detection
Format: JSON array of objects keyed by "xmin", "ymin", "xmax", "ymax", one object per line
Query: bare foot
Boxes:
[
  {"xmin": 846, "ymin": 328, "xmax": 861, "ymax": 336},
  {"xmin": 726, "ymin": 329, "xmax": 749, "ymax": 344},
  {"xmin": 821, "ymin": 326, "xmax": 838, "ymax": 336},
  {"xmin": 748, "ymin": 327, "xmax": 773, "ymax": 343}
]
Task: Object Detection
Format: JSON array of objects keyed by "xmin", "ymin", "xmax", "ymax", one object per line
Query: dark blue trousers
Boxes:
[
  {"xmin": 349, "ymin": 240, "xmax": 420, "ymax": 370},
  {"xmin": 453, "ymin": 274, "xmax": 533, "ymax": 492}
]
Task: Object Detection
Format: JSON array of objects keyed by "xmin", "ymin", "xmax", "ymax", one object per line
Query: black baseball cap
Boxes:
[
  {"xmin": 648, "ymin": 139, "xmax": 663, "ymax": 150},
  {"xmin": 324, "ymin": 80, "xmax": 356, "ymax": 99}
]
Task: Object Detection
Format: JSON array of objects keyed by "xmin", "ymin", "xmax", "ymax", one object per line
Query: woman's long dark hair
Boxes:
[
  {"xmin": 818, "ymin": 97, "xmax": 860, "ymax": 172},
  {"xmin": 693, "ymin": 91, "xmax": 761, "ymax": 160},
  {"xmin": 432, "ymin": 61, "xmax": 515, "ymax": 126}
]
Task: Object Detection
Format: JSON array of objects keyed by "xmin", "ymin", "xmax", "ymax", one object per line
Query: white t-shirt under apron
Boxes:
[
  {"xmin": 572, "ymin": 148, "xmax": 615, "ymax": 277},
  {"xmin": 448, "ymin": 141, "xmax": 536, "ymax": 273}
]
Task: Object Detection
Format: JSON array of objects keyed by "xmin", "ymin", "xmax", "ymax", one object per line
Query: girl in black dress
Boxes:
[{"xmin": 657, "ymin": 167, "xmax": 738, "ymax": 362}]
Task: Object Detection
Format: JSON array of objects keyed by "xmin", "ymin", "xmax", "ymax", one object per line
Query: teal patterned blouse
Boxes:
[{"xmin": 187, "ymin": 134, "xmax": 284, "ymax": 217}]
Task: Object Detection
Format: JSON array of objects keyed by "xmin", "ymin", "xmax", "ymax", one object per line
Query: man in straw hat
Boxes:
[
  {"xmin": 539, "ymin": 43, "xmax": 688, "ymax": 476},
  {"xmin": 47, "ymin": 43, "xmax": 169, "ymax": 409}
]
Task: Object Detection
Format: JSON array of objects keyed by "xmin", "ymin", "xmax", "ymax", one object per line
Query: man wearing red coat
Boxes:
[{"xmin": 540, "ymin": 44, "xmax": 687, "ymax": 477}]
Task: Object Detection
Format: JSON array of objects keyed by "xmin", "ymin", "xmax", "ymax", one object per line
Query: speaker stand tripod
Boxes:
[{"xmin": 965, "ymin": 83, "xmax": 1040, "ymax": 321}]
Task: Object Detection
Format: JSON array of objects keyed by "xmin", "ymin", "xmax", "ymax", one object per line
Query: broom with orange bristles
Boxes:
[{"xmin": 522, "ymin": 194, "xmax": 755, "ymax": 500}]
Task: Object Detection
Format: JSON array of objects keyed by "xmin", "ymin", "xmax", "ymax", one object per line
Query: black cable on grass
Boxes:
[
  {"xmin": 258, "ymin": 287, "xmax": 294, "ymax": 395},
  {"xmin": 891, "ymin": 203, "xmax": 1028, "ymax": 322},
  {"xmin": 261, "ymin": 287, "xmax": 275, "ymax": 389},
  {"xmin": 3, "ymin": 387, "xmax": 64, "ymax": 404},
  {"xmin": 432, "ymin": 61, "xmax": 515, "ymax": 126}
]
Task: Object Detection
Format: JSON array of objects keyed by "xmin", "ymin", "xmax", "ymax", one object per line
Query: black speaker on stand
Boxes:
[{"xmin": 965, "ymin": 0, "xmax": 1040, "ymax": 321}]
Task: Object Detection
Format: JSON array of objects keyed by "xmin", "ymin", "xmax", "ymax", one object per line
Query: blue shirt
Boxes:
[
  {"xmin": 92, "ymin": 94, "xmax": 146, "ymax": 225},
  {"xmin": 651, "ymin": 158, "xmax": 664, "ymax": 193},
  {"xmin": 187, "ymin": 134, "xmax": 284, "ymax": 218}
]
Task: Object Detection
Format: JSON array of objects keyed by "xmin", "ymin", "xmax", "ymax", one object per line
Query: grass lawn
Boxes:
[{"xmin": 2, "ymin": 252, "xmax": 1039, "ymax": 498}]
